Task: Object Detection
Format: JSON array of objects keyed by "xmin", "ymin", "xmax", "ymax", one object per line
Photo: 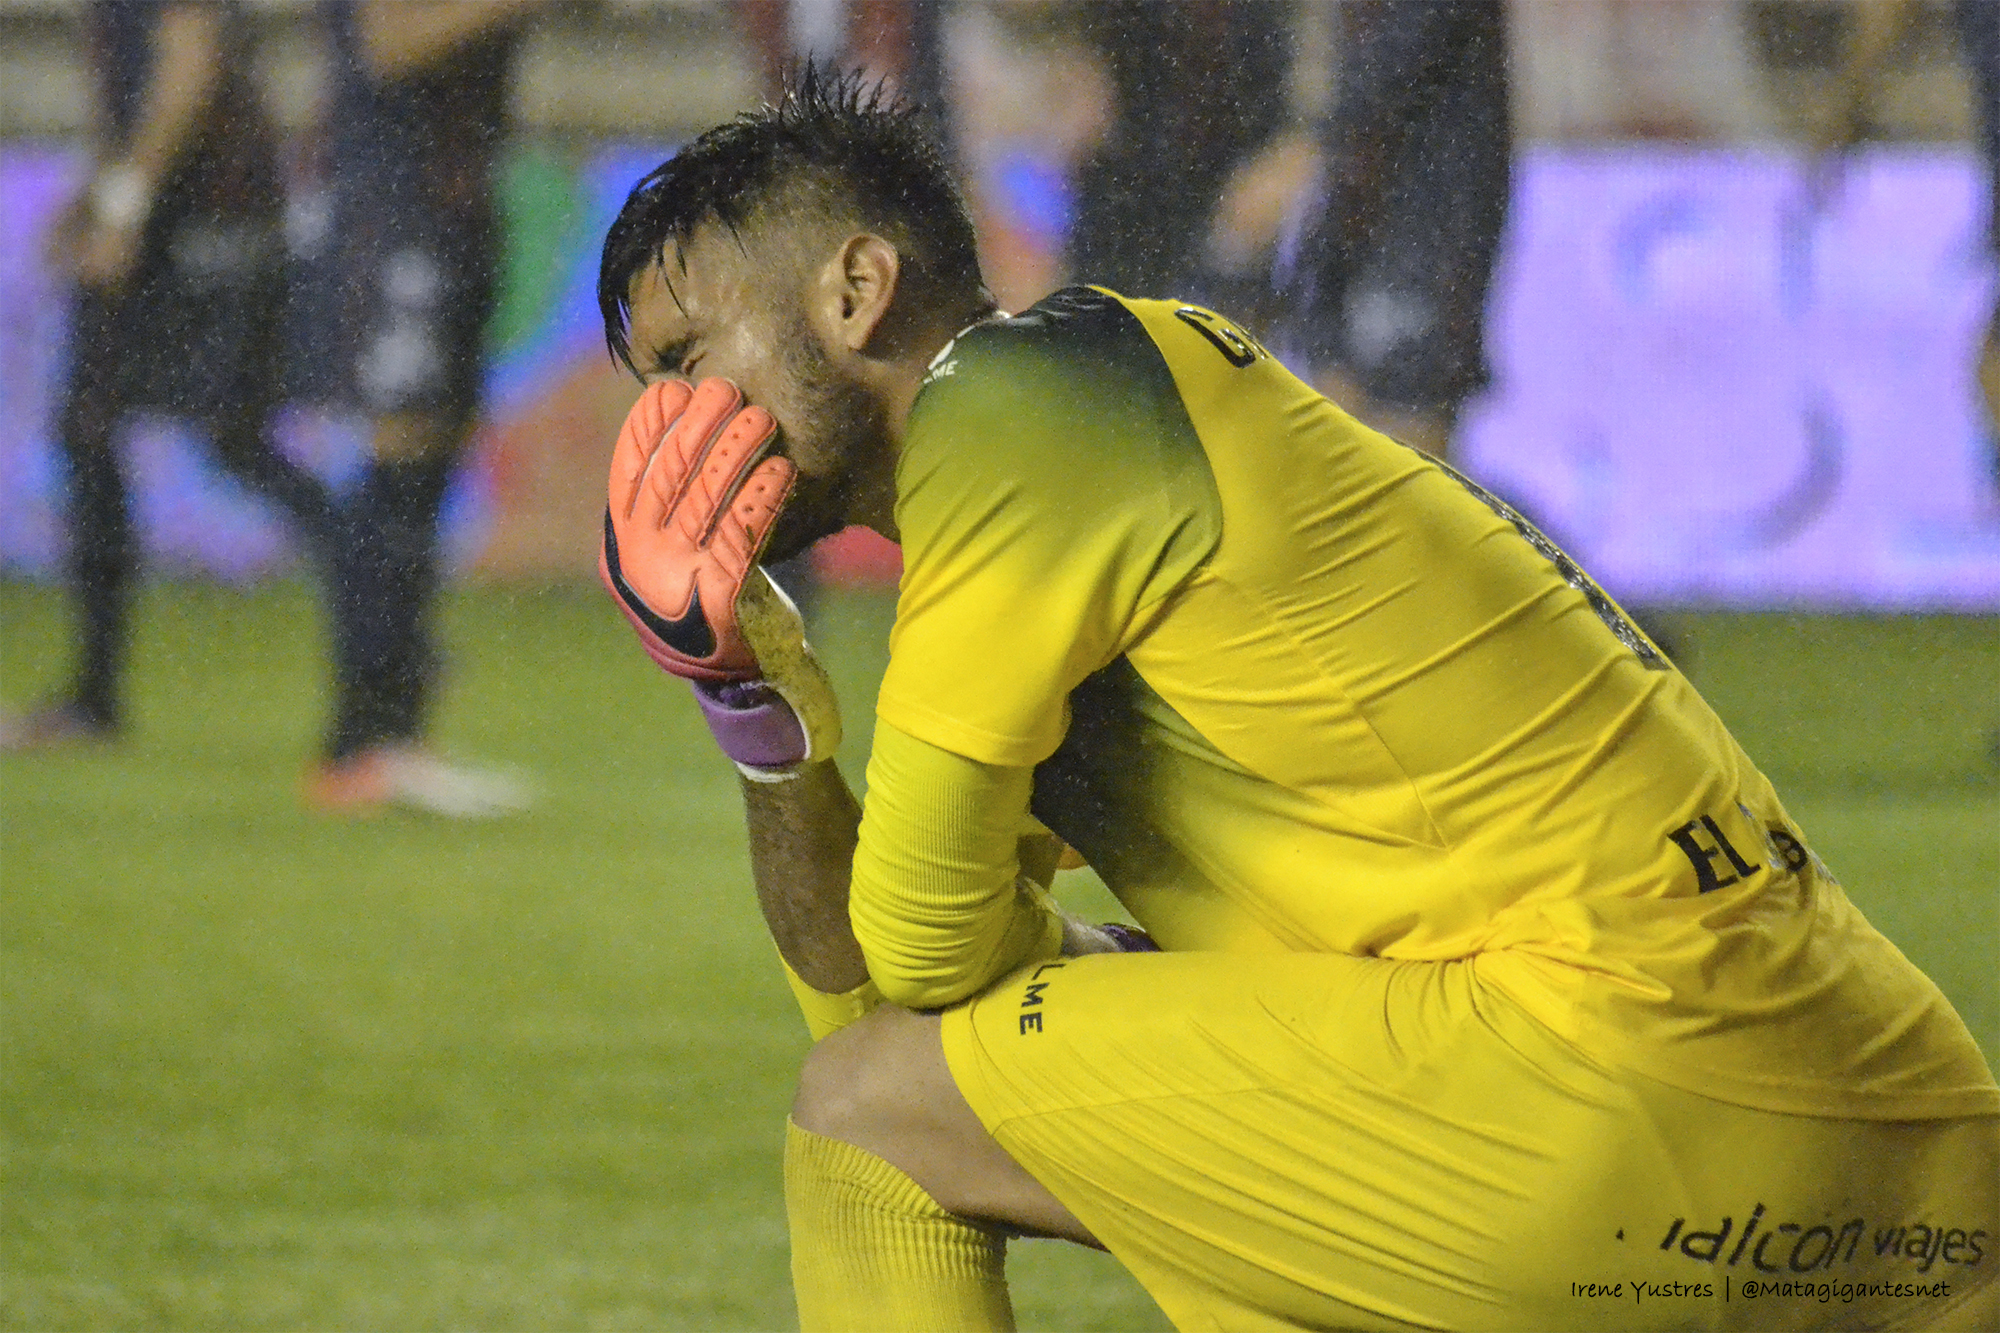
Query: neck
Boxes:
[
  {"xmin": 855, "ymin": 295, "xmax": 1000, "ymax": 541},
  {"xmin": 888, "ymin": 294, "xmax": 999, "ymax": 425}
]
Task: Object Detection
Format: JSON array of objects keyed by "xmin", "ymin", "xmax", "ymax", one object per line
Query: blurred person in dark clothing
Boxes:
[
  {"xmin": 303, "ymin": 0, "xmax": 546, "ymax": 816},
  {"xmin": 1055, "ymin": 0, "xmax": 1504, "ymax": 465},
  {"xmin": 1204, "ymin": 1, "xmax": 1684, "ymax": 658},
  {"xmin": 3, "ymin": 0, "xmax": 340, "ymax": 751},
  {"xmin": 1066, "ymin": 0, "xmax": 1293, "ymax": 301},
  {"xmin": 1282, "ymin": 0, "xmax": 1509, "ymax": 462},
  {"xmin": 1280, "ymin": 1, "xmax": 1688, "ymax": 658}
]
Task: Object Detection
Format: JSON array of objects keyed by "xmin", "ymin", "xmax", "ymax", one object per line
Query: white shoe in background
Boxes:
[{"xmin": 306, "ymin": 742, "xmax": 535, "ymax": 818}]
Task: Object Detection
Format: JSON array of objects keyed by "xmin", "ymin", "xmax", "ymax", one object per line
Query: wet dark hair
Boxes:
[{"xmin": 597, "ymin": 63, "xmax": 985, "ymax": 373}]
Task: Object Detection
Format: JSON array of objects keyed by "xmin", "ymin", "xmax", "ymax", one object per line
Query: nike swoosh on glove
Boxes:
[
  {"xmin": 600, "ymin": 377, "xmax": 841, "ymax": 777},
  {"xmin": 600, "ymin": 376, "xmax": 794, "ymax": 681}
]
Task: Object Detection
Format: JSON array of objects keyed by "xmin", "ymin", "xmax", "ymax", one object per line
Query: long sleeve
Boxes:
[{"xmin": 849, "ymin": 720, "xmax": 1063, "ymax": 1010}]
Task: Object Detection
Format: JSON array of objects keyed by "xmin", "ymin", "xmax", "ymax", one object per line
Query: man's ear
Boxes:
[{"xmin": 814, "ymin": 233, "xmax": 901, "ymax": 354}]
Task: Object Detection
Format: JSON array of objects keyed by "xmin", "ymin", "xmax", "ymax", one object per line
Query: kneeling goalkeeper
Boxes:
[{"xmin": 593, "ymin": 69, "xmax": 1998, "ymax": 1332}]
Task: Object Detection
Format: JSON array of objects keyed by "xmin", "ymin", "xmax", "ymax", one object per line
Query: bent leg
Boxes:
[
  {"xmin": 325, "ymin": 413, "xmax": 462, "ymax": 759},
  {"xmin": 794, "ymin": 1005, "xmax": 1094, "ymax": 1243},
  {"xmin": 786, "ymin": 1006, "xmax": 1098, "ymax": 1333},
  {"xmin": 784, "ymin": 1119, "xmax": 1016, "ymax": 1333},
  {"xmin": 790, "ymin": 949, "xmax": 1996, "ymax": 1332},
  {"xmin": 198, "ymin": 236, "xmax": 338, "ymax": 559},
  {"xmin": 936, "ymin": 950, "xmax": 1999, "ymax": 1332},
  {"xmin": 206, "ymin": 411, "xmax": 337, "ymax": 561}
]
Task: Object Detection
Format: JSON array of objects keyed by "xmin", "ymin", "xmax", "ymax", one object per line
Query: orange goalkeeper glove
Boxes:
[{"xmin": 600, "ymin": 377, "xmax": 841, "ymax": 777}]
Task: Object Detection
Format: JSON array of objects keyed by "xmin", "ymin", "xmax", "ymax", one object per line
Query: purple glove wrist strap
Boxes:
[
  {"xmin": 1100, "ymin": 923, "xmax": 1161, "ymax": 953},
  {"xmin": 692, "ymin": 679, "xmax": 808, "ymax": 770}
]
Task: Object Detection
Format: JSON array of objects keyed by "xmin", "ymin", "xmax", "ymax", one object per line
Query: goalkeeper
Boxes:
[{"xmin": 595, "ymin": 70, "xmax": 1998, "ymax": 1332}]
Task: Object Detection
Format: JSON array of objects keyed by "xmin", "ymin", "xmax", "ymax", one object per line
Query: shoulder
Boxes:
[
  {"xmin": 893, "ymin": 285, "xmax": 1220, "ymax": 576},
  {"xmin": 973, "ymin": 285, "xmax": 1153, "ymax": 353},
  {"xmin": 913, "ymin": 287, "xmax": 1170, "ymax": 414},
  {"xmin": 902, "ymin": 286, "xmax": 1195, "ymax": 486}
]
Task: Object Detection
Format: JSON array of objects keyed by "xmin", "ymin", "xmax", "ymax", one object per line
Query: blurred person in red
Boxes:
[
  {"xmin": 303, "ymin": 0, "xmax": 549, "ymax": 816},
  {"xmin": 3, "ymin": 0, "xmax": 341, "ymax": 751}
]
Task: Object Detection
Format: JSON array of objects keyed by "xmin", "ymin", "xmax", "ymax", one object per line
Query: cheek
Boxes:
[
  {"xmin": 760, "ymin": 383, "xmax": 832, "ymax": 471},
  {"xmin": 776, "ymin": 428, "xmax": 832, "ymax": 478},
  {"xmin": 714, "ymin": 322, "xmax": 780, "ymax": 388},
  {"xmin": 714, "ymin": 366, "xmax": 797, "ymax": 439}
]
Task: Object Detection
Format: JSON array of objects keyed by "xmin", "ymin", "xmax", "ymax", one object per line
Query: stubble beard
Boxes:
[{"xmin": 760, "ymin": 324, "xmax": 889, "ymax": 566}]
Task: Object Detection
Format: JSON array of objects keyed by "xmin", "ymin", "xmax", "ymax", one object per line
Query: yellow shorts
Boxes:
[{"xmin": 941, "ymin": 951, "xmax": 1999, "ymax": 1332}]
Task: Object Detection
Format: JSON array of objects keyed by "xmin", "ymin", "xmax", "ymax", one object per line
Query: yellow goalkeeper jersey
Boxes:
[{"xmin": 856, "ymin": 286, "xmax": 1995, "ymax": 1120}]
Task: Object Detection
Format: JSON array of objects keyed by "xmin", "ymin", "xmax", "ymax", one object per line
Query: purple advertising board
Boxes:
[
  {"xmin": 2, "ymin": 143, "xmax": 1996, "ymax": 608},
  {"xmin": 1459, "ymin": 146, "xmax": 1999, "ymax": 609}
]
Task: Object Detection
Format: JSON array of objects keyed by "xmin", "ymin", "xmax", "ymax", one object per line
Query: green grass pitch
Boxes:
[{"xmin": 2, "ymin": 579, "xmax": 1994, "ymax": 1331}]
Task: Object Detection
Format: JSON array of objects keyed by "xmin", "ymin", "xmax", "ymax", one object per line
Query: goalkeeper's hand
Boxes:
[{"xmin": 600, "ymin": 377, "xmax": 842, "ymax": 779}]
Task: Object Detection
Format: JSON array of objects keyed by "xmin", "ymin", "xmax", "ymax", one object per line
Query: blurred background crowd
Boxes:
[
  {"xmin": 0, "ymin": 0, "xmax": 1996, "ymax": 790},
  {"xmin": 1, "ymin": 9, "xmax": 1992, "ymax": 1325}
]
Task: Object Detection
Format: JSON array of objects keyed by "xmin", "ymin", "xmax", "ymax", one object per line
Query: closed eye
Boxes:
[{"xmin": 649, "ymin": 337, "xmax": 694, "ymax": 381}]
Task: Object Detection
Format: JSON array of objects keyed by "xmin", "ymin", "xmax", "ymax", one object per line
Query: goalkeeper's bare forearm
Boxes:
[
  {"xmin": 741, "ymin": 761, "xmax": 871, "ymax": 995},
  {"xmin": 740, "ymin": 756, "xmax": 1131, "ymax": 1016}
]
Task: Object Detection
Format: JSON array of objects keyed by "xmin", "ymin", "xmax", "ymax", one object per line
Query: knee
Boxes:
[{"xmin": 791, "ymin": 1006, "xmax": 921, "ymax": 1145}]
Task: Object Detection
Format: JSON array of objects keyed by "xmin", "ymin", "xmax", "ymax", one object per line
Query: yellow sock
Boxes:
[{"xmin": 785, "ymin": 1118, "xmax": 1015, "ymax": 1332}]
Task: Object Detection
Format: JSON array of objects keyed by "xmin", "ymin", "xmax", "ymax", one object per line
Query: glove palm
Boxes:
[{"xmin": 600, "ymin": 378, "xmax": 841, "ymax": 775}]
